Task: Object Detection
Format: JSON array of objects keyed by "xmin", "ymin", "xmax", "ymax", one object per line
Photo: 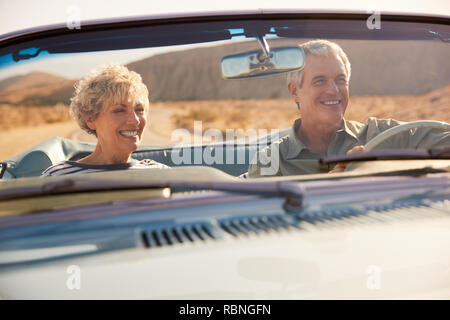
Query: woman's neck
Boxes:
[{"xmin": 77, "ymin": 144, "xmax": 131, "ymax": 165}]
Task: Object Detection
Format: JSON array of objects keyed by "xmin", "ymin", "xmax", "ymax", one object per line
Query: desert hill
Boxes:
[
  {"xmin": 127, "ymin": 39, "xmax": 450, "ymax": 101},
  {"xmin": 0, "ymin": 71, "xmax": 75, "ymax": 105},
  {"xmin": 0, "ymin": 39, "xmax": 448, "ymax": 105}
]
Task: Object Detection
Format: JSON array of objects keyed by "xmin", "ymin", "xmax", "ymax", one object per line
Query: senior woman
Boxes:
[{"xmin": 41, "ymin": 63, "xmax": 168, "ymax": 176}]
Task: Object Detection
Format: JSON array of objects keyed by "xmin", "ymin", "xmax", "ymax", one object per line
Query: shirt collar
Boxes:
[
  {"xmin": 337, "ymin": 119, "xmax": 359, "ymax": 141},
  {"xmin": 285, "ymin": 118, "xmax": 358, "ymax": 160},
  {"xmin": 286, "ymin": 118, "xmax": 308, "ymax": 159}
]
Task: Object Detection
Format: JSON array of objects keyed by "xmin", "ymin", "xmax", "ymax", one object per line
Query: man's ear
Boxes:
[
  {"xmin": 287, "ymin": 82, "xmax": 301, "ymax": 111},
  {"xmin": 287, "ymin": 82, "xmax": 298, "ymax": 98}
]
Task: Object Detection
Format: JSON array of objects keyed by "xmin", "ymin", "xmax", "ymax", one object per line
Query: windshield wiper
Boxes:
[
  {"xmin": 0, "ymin": 179, "xmax": 305, "ymax": 213},
  {"xmin": 428, "ymin": 30, "xmax": 450, "ymax": 43},
  {"xmin": 321, "ymin": 147, "xmax": 450, "ymax": 164}
]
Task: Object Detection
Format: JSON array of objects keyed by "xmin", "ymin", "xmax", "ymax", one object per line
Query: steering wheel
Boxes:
[
  {"xmin": 364, "ymin": 120, "xmax": 450, "ymax": 151},
  {"xmin": 344, "ymin": 120, "xmax": 450, "ymax": 172}
]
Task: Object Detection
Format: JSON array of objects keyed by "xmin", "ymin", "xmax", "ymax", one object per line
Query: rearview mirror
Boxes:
[{"xmin": 221, "ymin": 46, "xmax": 305, "ymax": 79}]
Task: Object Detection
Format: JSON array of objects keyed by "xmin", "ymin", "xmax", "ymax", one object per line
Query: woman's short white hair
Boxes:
[
  {"xmin": 70, "ymin": 63, "xmax": 149, "ymax": 136},
  {"xmin": 287, "ymin": 39, "xmax": 351, "ymax": 87}
]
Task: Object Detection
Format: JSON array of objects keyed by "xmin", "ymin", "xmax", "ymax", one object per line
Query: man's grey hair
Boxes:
[{"xmin": 287, "ymin": 39, "xmax": 351, "ymax": 88}]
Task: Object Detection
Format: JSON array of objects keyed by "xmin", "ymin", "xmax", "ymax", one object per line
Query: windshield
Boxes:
[{"xmin": 0, "ymin": 17, "xmax": 449, "ymax": 180}]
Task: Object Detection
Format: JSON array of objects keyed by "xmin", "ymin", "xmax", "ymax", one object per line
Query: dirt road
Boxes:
[
  {"xmin": 69, "ymin": 106, "xmax": 178, "ymax": 145},
  {"xmin": 1, "ymin": 106, "xmax": 180, "ymax": 160},
  {"xmin": 0, "ymin": 121, "xmax": 79, "ymax": 160},
  {"xmin": 3, "ymin": 92, "xmax": 448, "ymax": 161}
]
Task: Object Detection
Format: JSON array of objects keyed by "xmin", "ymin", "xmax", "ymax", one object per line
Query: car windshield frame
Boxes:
[
  {"xmin": 0, "ymin": 12, "xmax": 449, "ymax": 181},
  {"xmin": 1, "ymin": 14, "xmax": 449, "ymax": 64}
]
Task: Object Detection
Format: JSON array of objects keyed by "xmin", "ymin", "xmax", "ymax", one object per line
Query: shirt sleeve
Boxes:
[
  {"xmin": 361, "ymin": 118, "xmax": 450, "ymax": 150},
  {"xmin": 248, "ymin": 144, "xmax": 282, "ymax": 178},
  {"xmin": 40, "ymin": 161, "xmax": 69, "ymax": 177},
  {"xmin": 408, "ymin": 126, "xmax": 450, "ymax": 149}
]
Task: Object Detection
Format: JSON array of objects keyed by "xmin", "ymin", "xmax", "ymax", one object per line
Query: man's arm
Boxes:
[
  {"xmin": 248, "ymin": 145, "xmax": 282, "ymax": 178},
  {"xmin": 363, "ymin": 118, "xmax": 450, "ymax": 150},
  {"xmin": 409, "ymin": 126, "xmax": 450, "ymax": 149}
]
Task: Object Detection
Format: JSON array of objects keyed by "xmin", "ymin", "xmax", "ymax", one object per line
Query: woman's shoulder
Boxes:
[
  {"xmin": 41, "ymin": 159, "xmax": 170, "ymax": 176},
  {"xmin": 40, "ymin": 160, "xmax": 105, "ymax": 177},
  {"xmin": 40, "ymin": 161, "xmax": 79, "ymax": 177}
]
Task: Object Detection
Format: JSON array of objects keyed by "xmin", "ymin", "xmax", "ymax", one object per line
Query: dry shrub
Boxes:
[
  {"xmin": 169, "ymin": 99, "xmax": 298, "ymax": 133},
  {"xmin": 2, "ymin": 86, "xmax": 448, "ymax": 134},
  {"xmin": 165, "ymin": 90, "xmax": 449, "ymax": 137},
  {"xmin": 0, "ymin": 104, "xmax": 72, "ymax": 131},
  {"xmin": 347, "ymin": 92, "xmax": 450, "ymax": 123},
  {"xmin": 171, "ymin": 107, "xmax": 219, "ymax": 131}
]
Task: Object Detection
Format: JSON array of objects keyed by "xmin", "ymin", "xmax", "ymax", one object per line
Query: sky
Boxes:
[{"xmin": 0, "ymin": 0, "xmax": 449, "ymax": 80}]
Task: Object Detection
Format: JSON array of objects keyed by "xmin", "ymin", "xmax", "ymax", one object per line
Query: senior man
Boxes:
[{"xmin": 248, "ymin": 39, "xmax": 450, "ymax": 177}]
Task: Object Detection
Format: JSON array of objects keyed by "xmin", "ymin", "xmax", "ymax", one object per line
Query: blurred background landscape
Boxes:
[{"xmin": 0, "ymin": 39, "xmax": 449, "ymax": 160}]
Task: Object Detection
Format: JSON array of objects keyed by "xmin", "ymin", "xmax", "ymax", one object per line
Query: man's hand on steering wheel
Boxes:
[{"xmin": 328, "ymin": 145, "xmax": 367, "ymax": 173}]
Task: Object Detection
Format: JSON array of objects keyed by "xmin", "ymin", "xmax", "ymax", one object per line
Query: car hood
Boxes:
[
  {"xmin": 0, "ymin": 169, "xmax": 449, "ymax": 299},
  {"xmin": 1, "ymin": 211, "xmax": 449, "ymax": 299}
]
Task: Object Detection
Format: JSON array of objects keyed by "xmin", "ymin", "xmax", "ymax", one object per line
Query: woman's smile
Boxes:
[{"xmin": 119, "ymin": 130, "xmax": 139, "ymax": 138}]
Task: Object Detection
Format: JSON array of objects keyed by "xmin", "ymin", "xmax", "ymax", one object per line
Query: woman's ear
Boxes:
[{"xmin": 86, "ymin": 118, "xmax": 96, "ymax": 131}]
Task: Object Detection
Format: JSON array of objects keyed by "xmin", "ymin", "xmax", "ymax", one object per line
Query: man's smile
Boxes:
[{"xmin": 320, "ymin": 99, "xmax": 341, "ymax": 106}]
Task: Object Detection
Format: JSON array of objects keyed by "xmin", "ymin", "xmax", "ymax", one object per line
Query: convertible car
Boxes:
[{"xmin": 0, "ymin": 7, "xmax": 449, "ymax": 300}]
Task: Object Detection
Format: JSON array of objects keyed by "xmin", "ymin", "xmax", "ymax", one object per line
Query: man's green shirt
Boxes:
[{"xmin": 248, "ymin": 117, "xmax": 450, "ymax": 177}]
